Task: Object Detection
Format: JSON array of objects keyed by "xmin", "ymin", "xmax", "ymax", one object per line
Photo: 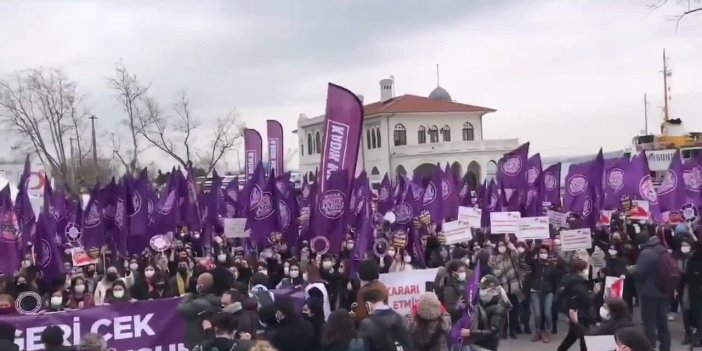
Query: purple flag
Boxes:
[
  {"xmin": 451, "ymin": 259, "xmax": 482, "ymax": 344},
  {"xmin": 184, "ymin": 165, "xmax": 203, "ymax": 231},
  {"xmin": 421, "ymin": 165, "xmax": 445, "ymax": 224},
  {"xmin": 564, "ymin": 158, "xmax": 599, "ymax": 213},
  {"xmin": 524, "ymin": 170, "xmax": 544, "ymax": 217},
  {"xmin": 275, "ymin": 172, "xmax": 298, "ymax": 249},
  {"xmin": 458, "ymin": 174, "xmax": 473, "ymax": 207},
  {"xmin": 152, "ymin": 170, "xmax": 179, "ymax": 235},
  {"xmin": 395, "ymin": 180, "xmax": 421, "ymax": 231},
  {"xmin": 481, "ymin": 179, "xmax": 499, "ymax": 228},
  {"xmin": 497, "ymin": 142, "xmax": 530, "ymax": 190},
  {"xmin": 266, "ymin": 120, "xmax": 285, "ymax": 177},
  {"xmin": 443, "ymin": 164, "xmax": 459, "ymax": 220},
  {"xmin": 82, "ymin": 183, "xmax": 105, "ymax": 255},
  {"xmin": 527, "ymin": 154, "xmax": 542, "ymax": 187},
  {"xmin": 625, "ymin": 151, "xmax": 660, "ymax": 221},
  {"xmin": 223, "ymin": 176, "xmax": 240, "ymax": 218},
  {"xmin": 244, "ymin": 128, "xmax": 263, "ymax": 181},
  {"xmin": 14, "ymin": 155, "xmax": 35, "ymax": 252},
  {"xmin": 319, "ymin": 83, "xmax": 363, "ymax": 191},
  {"xmin": 246, "ymin": 167, "xmax": 279, "ymax": 246},
  {"xmin": 112, "ymin": 178, "xmax": 129, "ymax": 257},
  {"xmin": 311, "ymin": 170, "xmax": 348, "ymax": 255},
  {"xmin": 377, "ymin": 174, "xmax": 394, "ymax": 215},
  {"xmin": 683, "ymin": 153, "xmax": 702, "ymax": 208},
  {"xmin": 0, "ymin": 185, "xmax": 21, "ymax": 275},
  {"xmin": 34, "ymin": 213, "xmax": 64, "ymax": 283},
  {"xmin": 542, "ymin": 163, "xmax": 561, "ymax": 207},
  {"xmin": 603, "ymin": 157, "xmax": 630, "ymax": 210},
  {"xmin": 351, "ymin": 175, "xmax": 374, "ymax": 276},
  {"xmin": 208, "ymin": 170, "xmax": 223, "ymax": 227},
  {"xmin": 128, "ymin": 169, "xmax": 150, "ymax": 237},
  {"xmin": 577, "ymin": 179, "xmax": 598, "ymax": 229}
]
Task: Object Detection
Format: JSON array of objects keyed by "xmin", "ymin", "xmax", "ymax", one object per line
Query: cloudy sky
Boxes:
[{"xmin": 1, "ymin": 0, "xmax": 701, "ymax": 172}]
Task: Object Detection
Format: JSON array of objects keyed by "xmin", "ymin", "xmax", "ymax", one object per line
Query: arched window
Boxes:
[
  {"xmin": 366, "ymin": 129, "xmax": 372, "ymax": 149},
  {"xmin": 300, "ymin": 143, "xmax": 304, "ymax": 156},
  {"xmin": 428, "ymin": 125, "xmax": 439, "ymax": 143},
  {"xmin": 315, "ymin": 131, "xmax": 321, "ymax": 153},
  {"xmin": 371, "ymin": 129, "xmax": 377, "ymax": 149},
  {"xmin": 307, "ymin": 133, "xmax": 313, "ymax": 154},
  {"xmin": 441, "ymin": 125, "xmax": 451, "ymax": 142},
  {"xmin": 375, "ymin": 128, "xmax": 381, "ymax": 148},
  {"xmin": 418, "ymin": 126, "xmax": 426, "ymax": 144},
  {"xmin": 393, "ymin": 124, "xmax": 407, "ymax": 146},
  {"xmin": 462, "ymin": 122, "xmax": 475, "ymax": 141}
]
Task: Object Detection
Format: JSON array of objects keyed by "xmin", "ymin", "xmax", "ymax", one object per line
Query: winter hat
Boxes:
[
  {"xmin": 416, "ymin": 292, "xmax": 442, "ymax": 320},
  {"xmin": 480, "ymin": 274, "xmax": 500, "ymax": 289}
]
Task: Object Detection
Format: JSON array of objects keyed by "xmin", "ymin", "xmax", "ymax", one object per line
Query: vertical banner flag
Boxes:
[
  {"xmin": 319, "ymin": 83, "xmax": 363, "ymax": 192},
  {"xmin": 244, "ymin": 128, "xmax": 263, "ymax": 181},
  {"xmin": 603, "ymin": 157, "xmax": 630, "ymax": 210},
  {"xmin": 0, "ymin": 185, "xmax": 20, "ymax": 275},
  {"xmin": 625, "ymin": 151, "xmax": 659, "ymax": 221},
  {"xmin": 267, "ymin": 119, "xmax": 285, "ymax": 177},
  {"xmin": 657, "ymin": 150, "xmax": 685, "ymax": 217},
  {"xmin": 542, "ymin": 163, "xmax": 561, "ymax": 207},
  {"xmin": 497, "ymin": 142, "xmax": 530, "ymax": 191}
]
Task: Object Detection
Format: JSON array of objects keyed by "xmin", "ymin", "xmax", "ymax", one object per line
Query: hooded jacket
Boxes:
[
  {"xmin": 177, "ymin": 292, "xmax": 222, "ymax": 349},
  {"xmin": 632, "ymin": 236, "xmax": 668, "ymax": 298}
]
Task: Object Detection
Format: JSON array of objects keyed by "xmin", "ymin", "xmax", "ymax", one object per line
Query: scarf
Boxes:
[{"xmin": 176, "ymin": 273, "xmax": 191, "ymax": 296}]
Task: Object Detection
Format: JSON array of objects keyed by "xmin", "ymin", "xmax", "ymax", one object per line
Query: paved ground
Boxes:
[{"xmin": 498, "ymin": 313, "xmax": 690, "ymax": 351}]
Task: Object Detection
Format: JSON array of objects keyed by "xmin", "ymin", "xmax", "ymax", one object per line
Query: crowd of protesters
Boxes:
[{"xmin": 2, "ymin": 214, "xmax": 698, "ymax": 351}]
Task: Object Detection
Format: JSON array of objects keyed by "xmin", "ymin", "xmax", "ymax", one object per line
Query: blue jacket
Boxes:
[{"xmin": 632, "ymin": 236, "xmax": 667, "ymax": 299}]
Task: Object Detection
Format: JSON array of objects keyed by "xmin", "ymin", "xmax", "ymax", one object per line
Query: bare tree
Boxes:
[
  {"xmin": 0, "ymin": 68, "xmax": 91, "ymax": 186},
  {"xmin": 107, "ymin": 60, "xmax": 148, "ymax": 173},
  {"xmin": 651, "ymin": 0, "xmax": 702, "ymax": 29},
  {"xmin": 135, "ymin": 91, "xmax": 244, "ymax": 174}
]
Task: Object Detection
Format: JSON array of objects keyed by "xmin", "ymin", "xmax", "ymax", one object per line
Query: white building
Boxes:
[{"xmin": 295, "ymin": 78, "xmax": 519, "ymax": 189}]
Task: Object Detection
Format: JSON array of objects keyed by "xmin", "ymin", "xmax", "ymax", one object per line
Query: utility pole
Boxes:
[
  {"xmin": 644, "ymin": 93, "xmax": 649, "ymax": 135},
  {"xmin": 90, "ymin": 115, "xmax": 98, "ymax": 171},
  {"xmin": 69, "ymin": 137, "xmax": 75, "ymax": 189},
  {"xmin": 662, "ymin": 49, "xmax": 671, "ymax": 121}
]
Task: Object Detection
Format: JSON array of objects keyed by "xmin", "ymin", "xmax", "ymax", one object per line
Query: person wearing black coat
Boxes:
[
  {"xmin": 270, "ymin": 295, "xmax": 316, "ymax": 351},
  {"xmin": 569, "ymin": 297, "xmax": 633, "ymax": 337},
  {"xmin": 527, "ymin": 245, "xmax": 558, "ymax": 343},
  {"xmin": 556, "ymin": 259, "xmax": 594, "ymax": 351},
  {"xmin": 680, "ymin": 238, "xmax": 702, "ymax": 346}
]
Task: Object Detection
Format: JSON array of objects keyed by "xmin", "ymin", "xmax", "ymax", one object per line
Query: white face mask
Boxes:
[
  {"xmin": 283, "ymin": 267, "xmax": 290, "ymax": 275},
  {"xmin": 346, "ymin": 243, "xmax": 355, "ymax": 250},
  {"xmin": 144, "ymin": 270, "xmax": 155, "ymax": 279},
  {"xmin": 303, "ymin": 272, "xmax": 308, "ymax": 281},
  {"xmin": 22, "ymin": 260, "xmax": 31, "ymax": 268},
  {"xmin": 74, "ymin": 284, "xmax": 86, "ymax": 293},
  {"xmin": 113, "ymin": 290, "xmax": 125, "ymax": 299},
  {"xmin": 498, "ymin": 246, "xmax": 506, "ymax": 254},
  {"xmin": 463, "ymin": 257, "xmax": 471, "ymax": 265},
  {"xmin": 50, "ymin": 296, "xmax": 63, "ymax": 307},
  {"xmin": 322, "ymin": 261, "xmax": 333, "ymax": 269},
  {"xmin": 387, "ymin": 250, "xmax": 396, "ymax": 258},
  {"xmin": 539, "ymin": 253, "xmax": 548, "ymax": 260},
  {"xmin": 517, "ymin": 247, "xmax": 525, "ymax": 254},
  {"xmin": 403, "ymin": 255, "xmax": 412, "ymax": 263},
  {"xmin": 608, "ymin": 249, "xmax": 618, "ymax": 256},
  {"xmin": 682, "ymin": 245, "xmax": 691, "ymax": 254},
  {"xmin": 218, "ymin": 254, "xmax": 227, "ymax": 263},
  {"xmin": 599, "ymin": 306, "xmax": 610, "ymax": 320},
  {"xmin": 214, "ymin": 236, "xmax": 223, "ymax": 245},
  {"xmin": 290, "ymin": 270, "xmax": 300, "ymax": 278},
  {"xmin": 553, "ymin": 239, "xmax": 561, "ymax": 246},
  {"xmin": 129, "ymin": 263, "xmax": 139, "ymax": 271},
  {"xmin": 457, "ymin": 272, "xmax": 467, "ymax": 281},
  {"xmin": 259, "ymin": 269, "xmax": 268, "ymax": 276}
]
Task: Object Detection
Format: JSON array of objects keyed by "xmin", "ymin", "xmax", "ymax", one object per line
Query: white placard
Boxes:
[
  {"xmin": 223, "ymin": 218, "xmax": 248, "ymax": 238},
  {"xmin": 547, "ymin": 210, "xmax": 567, "ymax": 228},
  {"xmin": 517, "ymin": 216, "xmax": 550, "ymax": 240},
  {"xmin": 560, "ymin": 228, "xmax": 592, "ymax": 251},
  {"xmin": 490, "ymin": 211, "xmax": 521, "ymax": 234},
  {"xmin": 443, "ymin": 220, "xmax": 473, "ymax": 245},
  {"xmin": 628, "ymin": 200, "xmax": 650, "ymax": 220},
  {"xmin": 458, "ymin": 206, "xmax": 482, "ymax": 228},
  {"xmin": 584, "ymin": 335, "xmax": 617, "ymax": 351},
  {"xmin": 379, "ymin": 268, "xmax": 439, "ymax": 315}
]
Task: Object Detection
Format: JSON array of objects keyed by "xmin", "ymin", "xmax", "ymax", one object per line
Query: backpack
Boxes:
[
  {"xmin": 658, "ymin": 250, "xmax": 681, "ymax": 297},
  {"xmin": 368, "ymin": 314, "xmax": 414, "ymax": 351},
  {"xmin": 252, "ymin": 289, "xmax": 274, "ymax": 310}
]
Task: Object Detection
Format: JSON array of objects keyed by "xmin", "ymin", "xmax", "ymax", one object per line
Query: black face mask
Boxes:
[
  {"xmin": 178, "ymin": 267, "xmax": 188, "ymax": 275},
  {"xmin": 106, "ymin": 273, "xmax": 118, "ymax": 282}
]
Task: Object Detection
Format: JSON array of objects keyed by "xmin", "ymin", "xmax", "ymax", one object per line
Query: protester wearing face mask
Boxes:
[
  {"xmin": 320, "ymin": 255, "xmax": 342, "ymax": 313},
  {"xmin": 211, "ymin": 250, "xmax": 235, "ymax": 296},
  {"xmin": 94, "ymin": 265, "xmax": 133, "ymax": 306},
  {"xmin": 304, "ymin": 264, "xmax": 331, "ymax": 321},
  {"xmin": 488, "ymin": 240, "xmax": 523, "ymax": 339},
  {"xmin": 277, "ymin": 262, "xmax": 304, "ymax": 289},
  {"xmin": 46, "ymin": 290, "xmax": 66, "ymax": 312},
  {"xmin": 389, "ymin": 249, "xmax": 415, "ymax": 273},
  {"xmin": 679, "ymin": 237, "xmax": 702, "ymax": 346},
  {"xmin": 568, "ymin": 297, "xmax": 633, "ymax": 337},
  {"xmin": 457, "ymin": 274, "xmax": 510, "ymax": 351},
  {"xmin": 67, "ymin": 276, "xmax": 93, "ymax": 309},
  {"xmin": 302, "ymin": 296, "xmax": 326, "ymax": 351},
  {"xmin": 556, "ymin": 259, "xmax": 594, "ymax": 351},
  {"xmin": 169, "ymin": 259, "xmax": 192, "ymax": 297},
  {"xmin": 270, "ymin": 295, "xmax": 316, "ymax": 351},
  {"xmin": 105, "ymin": 280, "xmax": 131, "ymax": 304},
  {"xmin": 526, "ymin": 245, "xmax": 557, "ymax": 343},
  {"xmin": 132, "ymin": 264, "xmax": 162, "ymax": 300},
  {"xmin": 442, "ymin": 260, "xmax": 470, "ymax": 325},
  {"xmin": 354, "ymin": 260, "xmax": 389, "ymax": 323}
]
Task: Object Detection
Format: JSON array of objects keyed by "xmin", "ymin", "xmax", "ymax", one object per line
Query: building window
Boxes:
[
  {"xmin": 315, "ymin": 131, "xmax": 321, "ymax": 153},
  {"xmin": 428, "ymin": 125, "xmax": 439, "ymax": 143},
  {"xmin": 418, "ymin": 126, "xmax": 426, "ymax": 144},
  {"xmin": 366, "ymin": 130, "xmax": 372, "ymax": 149},
  {"xmin": 393, "ymin": 124, "xmax": 407, "ymax": 146},
  {"xmin": 300, "ymin": 143, "xmax": 304, "ymax": 156},
  {"xmin": 307, "ymin": 134, "xmax": 313, "ymax": 154},
  {"xmin": 371, "ymin": 129, "xmax": 377, "ymax": 149},
  {"xmin": 375, "ymin": 128, "xmax": 381, "ymax": 148},
  {"xmin": 462, "ymin": 122, "xmax": 475, "ymax": 141},
  {"xmin": 441, "ymin": 125, "xmax": 451, "ymax": 142}
]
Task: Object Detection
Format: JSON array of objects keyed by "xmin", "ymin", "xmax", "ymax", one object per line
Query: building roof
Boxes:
[
  {"xmin": 428, "ymin": 86, "xmax": 452, "ymax": 102},
  {"xmin": 363, "ymin": 94, "xmax": 495, "ymax": 115}
]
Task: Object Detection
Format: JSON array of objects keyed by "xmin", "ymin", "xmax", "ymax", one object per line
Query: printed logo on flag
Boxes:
[
  {"xmin": 249, "ymin": 185, "xmax": 263, "ymax": 211},
  {"xmin": 147, "ymin": 199, "xmax": 155, "ymax": 216},
  {"xmin": 607, "ymin": 168, "xmax": 625, "ymax": 191},
  {"xmin": 158, "ymin": 190, "xmax": 176, "ymax": 215},
  {"xmin": 527, "ymin": 167, "xmax": 539, "ymax": 185},
  {"xmin": 412, "ymin": 184, "xmax": 423, "ymax": 201},
  {"xmin": 323, "ymin": 121, "xmax": 350, "ymax": 180},
  {"xmin": 255, "ymin": 192, "xmax": 274, "ymax": 220},
  {"xmin": 320, "ymin": 190, "xmax": 345, "ymax": 219},
  {"xmin": 423, "ymin": 182, "xmax": 436, "ymax": 205},
  {"xmin": 85, "ymin": 205, "xmax": 101, "ymax": 228},
  {"xmin": 684, "ymin": 165, "xmax": 702, "ymax": 193},
  {"xmin": 246, "ymin": 151, "xmax": 256, "ymax": 176},
  {"xmin": 103, "ymin": 204, "xmax": 116, "ymax": 220},
  {"xmin": 639, "ymin": 175, "xmax": 657, "ymax": 204},
  {"xmin": 582, "ymin": 197, "xmax": 593, "ymax": 216},
  {"xmin": 567, "ymin": 174, "xmax": 588, "ymax": 195},
  {"xmin": 501, "ymin": 156, "xmax": 522, "ymax": 176},
  {"xmin": 441, "ymin": 179, "xmax": 451, "ymax": 200},
  {"xmin": 278, "ymin": 200, "xmax": 290, "ymax": 230},
  {"xmin": 396, "ymin": 202, "xmax": 413, "ymax": 224},
  {"xmin": 378, "ymin": 186, "xmax": 389, "ymax": 202},
  {"xmin": 38, "ymin": 239, "xmax": 51, "ymax": 268},
  {"xmin": 681, "ymin": 203, "xmax": 699, "ymax": 223},
  {"xmin": 0, "ymin": 212, "xmax": 19, "ymax": 244},
  {"xmin": 64, "ymin": 223, "xmax": 82, "ymax": 242},
  {"xmin": 544, "ymin": 173, "xmax": 557, "ymax": 191},
  {"xmin": 130, "ymin": 191, "xmax": 142, "ymax": 217},
  {"xmin": 658, "ymin": 169, "xmax": 678, "ymax": 195}
]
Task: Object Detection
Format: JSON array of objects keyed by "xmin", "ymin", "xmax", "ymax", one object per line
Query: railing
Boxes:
[{"xmin": 390, "ymin": 138, "xmax": 519, "ymax": 156}]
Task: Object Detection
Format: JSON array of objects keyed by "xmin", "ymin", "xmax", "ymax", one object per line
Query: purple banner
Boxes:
[
  {"xmin": 319, "ymin": 83, "xmax": 363, "ymax": 192},
  {"xmin": 266, "ymin": 119, "xmax": 285, "ymax": 177},
  {"xmin": 5, "ymin": 298, "xmax": 187, "ymax": 351},
  {"xmin": 542, "ymin": 163, "xmax": 561, "ymax": 207},
  {"xmin": 244, "ymin": 128, "xmax": 263, "ymax": 181}
]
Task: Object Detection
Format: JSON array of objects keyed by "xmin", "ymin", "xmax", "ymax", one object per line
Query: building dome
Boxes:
[{"xmin": 429, "ymin": 86, "xmax": 452, "ymax": 101}]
